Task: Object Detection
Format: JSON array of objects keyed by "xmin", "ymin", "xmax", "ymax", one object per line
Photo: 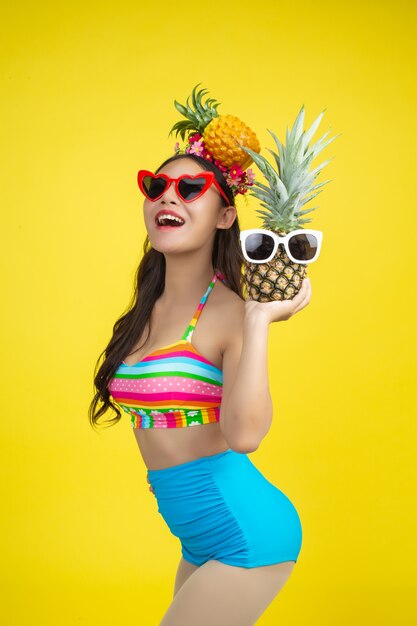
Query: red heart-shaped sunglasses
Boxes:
[{"xmin": 137, "ymin": 170, "xmax": 230, "ymax": 205}]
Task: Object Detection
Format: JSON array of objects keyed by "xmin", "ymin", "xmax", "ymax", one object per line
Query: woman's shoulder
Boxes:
[
  {"xmin": 214, "ymin": 277, "xmax": 246, "ymax": 347},
  {"xmin": 216, "ymin": 275, "xmax": 245, "ymax": 307}
]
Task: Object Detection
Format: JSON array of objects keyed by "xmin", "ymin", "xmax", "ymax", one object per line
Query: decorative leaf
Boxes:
[
  {"xmin": 285, "ymin": 125, "xmax": 290, "ymax": 151},
  {"xmin": 264, "ymin": 147, "xmax": 282, "ymax": 176},
  {"xmin": 286, "ymin": 152, "xmax": 315, "ymax": 194},
  {"xmin": 308, "ymin": 157, "xmax": 334, "ymax": 178},
  {"xmin": 173, "ymin": 99, "xmax": 188, "ymax": 118},
  {"xmin": 248, "ymin": 188, "xmax": 274, "ymax": 203},
  {"xmin": 305, "ymin": 131, "xmax": 339, "ymax": 161},
  {"xmin": 289, "ymin": 105, "xmax": 305, "ymax": 145},
  {"xmin": 251, "ymin": 180, "xmax": 273, "ymax": 194},
  {"xmin": 212, "ymin": 102, "xmax": 221, "ymax": 115},
  {"xmin": 296, "ymin": 188, "xmax": 324, "ymax": 207},
  {"xmin": 303, "ymin": 179, "xmax": 330, "ymax": 194},
  {"xmin": 168, "ymin": 122, "xmax": 186, "ymax": 138},
  {"xmin": 295, "ymin": 206, "xmax": 319, "ymax": 216},
  {"xmin": 191, "ymin": 84, "xmax": 200, "ymax": 112},
  {"xmin": 303, "ymin": 109, "xmax": 325, "ymax": 147},
  {"xmin": 256, "ymin": 208, "xmax": 278, "ymax": 221},
  {"xmin": 267, "ymin": 129, "xmax": 285, "ymax": 165},
  {"xmin": 193, "ymin": 85, "xmax": 209, "ymax": 116},
  {"xmin": 240, "ymin": 146, "xmax": 288, "ymax": 200},
  {"xmin": 185, "ymin": 95, "xmax": 193, "ymax": 115},
  {"xmin": 292, "ymin": 131, "xmax": 308, "ymax": 165}
]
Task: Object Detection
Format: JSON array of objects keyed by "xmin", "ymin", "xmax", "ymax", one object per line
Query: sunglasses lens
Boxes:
[
  {"xmin": 178, "ymin": 177, "xmax": 206, "ymax": 201},
  {"xmin": 288, "ymin": 233, "xmax": 318, "ymax": 261},
  {"xmin": 142, "ymin": 175, "xmax": 167, "ymax": 199},
  {"xmin": 243, "ymin": 233, "xmax": 275, "ymax": 261}
]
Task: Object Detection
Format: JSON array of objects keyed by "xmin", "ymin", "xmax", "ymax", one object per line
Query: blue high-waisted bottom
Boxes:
[{"xmin": 147, "ymin": 448, "xmax": 302, "ymax": 568}]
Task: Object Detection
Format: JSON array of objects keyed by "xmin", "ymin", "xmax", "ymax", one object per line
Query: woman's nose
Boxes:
[{"xmin": 160, "ymin": 181, "xmax": 180, "ymax": 203}]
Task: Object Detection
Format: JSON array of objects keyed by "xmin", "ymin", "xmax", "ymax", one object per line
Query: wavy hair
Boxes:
[{"xmin": 88, "ymin": 153, "xmax": 246, "ymax": 431}]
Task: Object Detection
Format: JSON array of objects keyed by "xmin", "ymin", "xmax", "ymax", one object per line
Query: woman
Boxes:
[{"xmin": 89, "ymin": 152, "xmax": 311, "ymax": 626}]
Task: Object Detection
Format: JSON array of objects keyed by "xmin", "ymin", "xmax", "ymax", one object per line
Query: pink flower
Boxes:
[
  {"xmin": 226, "ymin": 174, "xmax": 237, "ymax": 187},
  {"xmin": 246, "ymin": 168, "xmax": 255, "ymax": 184},
  {"xmin": 229, "ymin": 164, "xmax": 243, "ymax": 180},
  {"xmin": 174, "ymin": 142, "xmax": 180, "ymax": 153},
  {"xmin": 189, "ymin": 140, "xmax": 205, "ymax": 157}
]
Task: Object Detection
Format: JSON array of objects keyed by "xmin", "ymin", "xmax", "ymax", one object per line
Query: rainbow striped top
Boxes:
[{"xmin": 108, "ymin": 270, "xmax": 226, "ymax": 429}]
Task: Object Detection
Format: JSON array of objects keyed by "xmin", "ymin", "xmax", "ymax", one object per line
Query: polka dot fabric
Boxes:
[{"xmin": 108, "ymin": 270, "xmax": 226, "ymax": 429}]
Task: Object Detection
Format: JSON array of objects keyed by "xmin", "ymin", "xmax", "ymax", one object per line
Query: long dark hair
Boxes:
[{"xmin": 88, "ymin": 153, "xmax": 246, "ymax": 431}]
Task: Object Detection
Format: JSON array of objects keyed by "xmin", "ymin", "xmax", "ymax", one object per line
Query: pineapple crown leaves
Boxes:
[
  {"xmin": 266, "ymin": 104, "xmax": 340, "ymax": 182},
  {"xmin": 239, "ymin": 105, "xmax": 340, "ymax": 229},
  {"xmin": 167, "ymin": 83, "xmax": 221, "ymax": 141},
  {"xmin": 240, "ymin": 145, "xmax": 289, "ymax": 201},
  {"xmin": 283, "ymin": 104, "xmax": 306, "ymax": 156}
]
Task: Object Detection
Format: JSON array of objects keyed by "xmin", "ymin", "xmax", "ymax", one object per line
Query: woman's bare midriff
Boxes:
[{"xmin": 133, "ymin": 423, "xmax": 230, "ymax": 470}]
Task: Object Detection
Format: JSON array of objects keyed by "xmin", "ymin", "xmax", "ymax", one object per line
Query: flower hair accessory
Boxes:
[{"xmin": 168, "ymin": 83, "xmax": 260, "ymax": 199}]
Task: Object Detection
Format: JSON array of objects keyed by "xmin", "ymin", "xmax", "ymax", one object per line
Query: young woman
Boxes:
[{"xmin": 89, "ymin": 152, "xmax": 311, "ymax": 626}]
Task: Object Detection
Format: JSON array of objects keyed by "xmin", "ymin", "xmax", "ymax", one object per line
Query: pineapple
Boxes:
[
  {"xmin": 168, "ymin": 83, "xmax": 261, "ymax": 169},
  {"xmin": 240, "ymin": 105, "xmax": 339, "ymax": 301}
]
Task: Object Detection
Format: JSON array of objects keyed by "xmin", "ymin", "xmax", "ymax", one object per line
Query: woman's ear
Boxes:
[{"xmin": 217, "ymin": 205, "xmax": 237, "ymax": 229}]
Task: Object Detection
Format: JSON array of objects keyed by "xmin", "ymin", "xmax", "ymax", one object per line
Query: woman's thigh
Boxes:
[
  {"xmin": 173, "ymin": 557, "xmax": 200, "ymax": 597},
  {"xmin": 160, "ymin": 558, "xmax": 296, "ymax": 626}
]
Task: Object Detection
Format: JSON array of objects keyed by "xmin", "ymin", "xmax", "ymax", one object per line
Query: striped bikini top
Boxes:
[{"xmin": 108, "ymin": 270, "xmax": 226, "ymax": 429}]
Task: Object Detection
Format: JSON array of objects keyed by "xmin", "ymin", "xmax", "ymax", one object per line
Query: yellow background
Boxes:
[{"xmin": 1, "ymin": 1, "xmax": 416, "ymax": 624}]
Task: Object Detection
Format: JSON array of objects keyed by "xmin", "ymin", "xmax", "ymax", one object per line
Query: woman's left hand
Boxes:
[{"xmin": 244, "ymin": 277, "xmax": 312, "ymax": 324}]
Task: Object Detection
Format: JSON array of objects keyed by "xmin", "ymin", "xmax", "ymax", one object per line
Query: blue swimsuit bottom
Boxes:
[{"xmin": 147, "ymin": 448, "xmax": 303, "ymax": 568}]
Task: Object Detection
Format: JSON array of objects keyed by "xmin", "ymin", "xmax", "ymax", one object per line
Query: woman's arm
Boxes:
[
  {"xmin": 220, "ymin": 277, "xmax": 312, "ymax": 453},
  {"xmin": 220, "ymin": 310, "xmax": 272, "ymax": 453}
]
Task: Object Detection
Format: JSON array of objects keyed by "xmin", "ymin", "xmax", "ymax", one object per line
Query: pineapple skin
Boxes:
[
  {"xmin": 203, "ymin": 115, "xmax": 261, "ymax": 169},
  {"xmin": 243, "ymin": 229, "xmax": 308, "ymax": 301}
]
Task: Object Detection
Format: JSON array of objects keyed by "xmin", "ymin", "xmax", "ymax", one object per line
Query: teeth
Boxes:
[{"xmin": 157, "ymin": 214, "xmax": 185, "ymax": 225}]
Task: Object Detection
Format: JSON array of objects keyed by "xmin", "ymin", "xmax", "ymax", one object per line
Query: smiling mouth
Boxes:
[{"xmin": 155, "ymin": 215, "xmax": 185, "ymax": 227}]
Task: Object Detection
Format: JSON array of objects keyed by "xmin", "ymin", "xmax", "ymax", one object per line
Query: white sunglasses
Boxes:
[{"xmin": 240, "ymin": 228, "xmax": 323, "ymax": 265}]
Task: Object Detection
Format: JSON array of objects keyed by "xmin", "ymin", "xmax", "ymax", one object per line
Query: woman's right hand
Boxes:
[{"xmin": 244, "ymin": 277, "xmax": 312, "ymax": 324}]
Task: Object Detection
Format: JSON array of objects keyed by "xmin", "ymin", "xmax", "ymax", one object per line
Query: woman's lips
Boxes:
[
  {"xmin": 155, "ymin": 221, "xmax": 186, "ymax": 231},
  {"xmin": 154, "ymin": 209, "xmax": 186, "ymax": 223}
]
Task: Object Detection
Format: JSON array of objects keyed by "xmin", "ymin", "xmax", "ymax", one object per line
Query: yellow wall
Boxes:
[{"xmin": 1, "ymin": 1, "xmax": 416, "ymax": 624}]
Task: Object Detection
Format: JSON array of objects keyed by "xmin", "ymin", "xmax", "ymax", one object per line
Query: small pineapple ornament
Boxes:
[
  {"xmin": 240, "ymin": 105, "xmax": 339, "ymax": 301},
  {"xmin": 168, "ymin": 83, "xmax": 261, "ymax": 169}
]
